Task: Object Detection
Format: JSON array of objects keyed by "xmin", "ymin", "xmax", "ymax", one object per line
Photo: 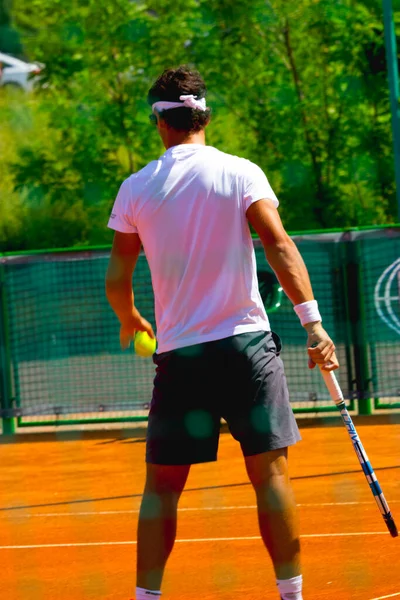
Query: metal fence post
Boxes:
[
  {"xmin": 0, "ymin": 260, "xmax": 15, "ymax": 436},
  {"xmin": 344, "ymin": 237, "xmax": 373, "ymax": 415},
  {"xmin": 338, "ymin": 240, "xmax": 356, "ymax": 399},
  {"xmin": 382, "ymin": 0, "xmax": 400, "ymax": 221}
]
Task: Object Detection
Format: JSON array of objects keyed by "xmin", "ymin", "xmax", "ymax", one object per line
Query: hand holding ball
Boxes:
[{"xmin": 134, "ymin": 331, "xmax": 157, "ymax": 357}]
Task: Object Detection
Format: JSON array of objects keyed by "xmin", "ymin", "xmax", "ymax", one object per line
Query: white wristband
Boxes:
[{"xmin": 294, "ymin": 300, "xmax": 322, "ymax": 326}]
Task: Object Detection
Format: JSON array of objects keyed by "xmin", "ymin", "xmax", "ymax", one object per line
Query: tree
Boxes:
[
  {"xmin": 193, "ymin": 0, "xmax": 397, "ymax": 228},
  {"xmin": 8, "ymin": 0, "xmax": 211, "ymax": 248},
  {"xmin": 1, "ymin": 0, "xmax": 398, "ymax": 252}
]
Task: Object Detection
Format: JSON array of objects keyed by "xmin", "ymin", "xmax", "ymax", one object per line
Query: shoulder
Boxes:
[
  {"xmin": 131, "ymin": 159, "xmax": 160, "ymax": 182},
  {"xmin": 236, "ymin": 157, "xmax": 266, "ymax": 177},
  {"xmin": 206, "ymin": 147, "xmax": 264, "ymax": 175},
  {"xmin": 120, "ymin": 160, "xmax": 160, "ymax": 194},
  {"xmin": 203, "ymin": 146, "xmax": 254, "ymax": 171},
  {"xmin": 203, "ymin": 145, "xmax": 240, "ymax": 163}
]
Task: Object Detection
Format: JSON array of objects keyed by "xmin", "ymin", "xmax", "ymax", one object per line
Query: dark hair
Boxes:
[{"xmin": 147, "ymin": 65, "xmax": 211, "ymax": 133}]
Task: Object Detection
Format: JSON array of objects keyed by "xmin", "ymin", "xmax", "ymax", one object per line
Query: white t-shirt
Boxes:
[{"xmin": 108, "ymin": 144, "xmax": 279, "ymax": 353}]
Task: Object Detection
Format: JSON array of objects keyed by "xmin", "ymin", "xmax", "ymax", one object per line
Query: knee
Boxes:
[
  {"xmin": 140, "ymin": 465, "xmax": 190, "ymax": 518},
  {"xmin": 140, "ymin": 489, "xmax": 179, "ymax": 519},
  {"xmin": 245, "ymin": 448, "xmax": 289, "ymax": 489},
  {"xmin": 255, "ymin": 478, "xmax": 296, "ymax": 512},
  {"xmin": 144, "ymin": 464, "xmax": 190, "ymax": 497}
]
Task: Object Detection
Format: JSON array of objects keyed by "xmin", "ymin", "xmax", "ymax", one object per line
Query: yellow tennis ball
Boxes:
[{"xmin": 134, "ymin": 331, "xmax": 156, "ymax": 357}]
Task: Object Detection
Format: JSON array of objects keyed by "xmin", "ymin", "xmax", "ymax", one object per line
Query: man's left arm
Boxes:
[{"xmin": 105, "ymin": 231, "xmax": 155, "ymax": 349}]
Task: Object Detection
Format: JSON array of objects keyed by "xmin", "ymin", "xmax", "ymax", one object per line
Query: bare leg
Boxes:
[
  {"xmin": 136, "ymin": 463, "xmax": 191, "ymax": 591},
  {"xmin": 244, "ymin": 448, "xmax": 301, "ymax": 580}
]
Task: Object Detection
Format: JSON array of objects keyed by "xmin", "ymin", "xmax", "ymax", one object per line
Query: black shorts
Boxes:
[{"xmin": 146, "ymin": 330, "xmax": 301, "ymax": 465}]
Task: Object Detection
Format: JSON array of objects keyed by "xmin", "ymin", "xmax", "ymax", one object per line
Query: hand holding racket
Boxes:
[
  {"xmin": 306, "ymin": 324, "xmax": 339, "ymax": 371},
  {"xmin": 319, "ymin": 367, "xmax": 398, "ymax": 538}
]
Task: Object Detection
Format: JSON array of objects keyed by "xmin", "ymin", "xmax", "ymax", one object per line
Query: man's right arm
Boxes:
[{"xmin": 246, "ymin": 198, "xmax": 339, "ymax": 371}]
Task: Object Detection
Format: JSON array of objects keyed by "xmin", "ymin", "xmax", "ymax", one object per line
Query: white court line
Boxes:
[
  {"xmin": 4, "ymin": 506, "xmax": 256, "ymax": 518},
  {"xmin": 0, "ymin": 531, "xmax": 390, "ymax": 550},
  {"xmin": 3, "ymin": 500, "xmax": 399, "ymax": 519},
  {"xmin": 369, "ymin": 593, "xmax": 400, "ymax": 600}
]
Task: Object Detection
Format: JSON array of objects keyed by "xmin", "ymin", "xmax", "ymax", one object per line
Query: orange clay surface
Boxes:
[{"xmin": 1, "ymin": 417, "xmax": 400, "ymax": 600}]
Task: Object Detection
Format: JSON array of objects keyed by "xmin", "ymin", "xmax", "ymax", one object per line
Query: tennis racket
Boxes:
[{"xmin": 320, "ymin": 369, "xmax": 398, "ymax": 538}]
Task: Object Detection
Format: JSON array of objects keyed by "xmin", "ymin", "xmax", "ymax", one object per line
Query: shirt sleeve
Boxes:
[
  {"xmin": 107, "ymin": 178, "xmax": 138, "ymax": 234},
  {"xmin": 242, "ymin": 161, "xmax": 279, "ymax": 212}
]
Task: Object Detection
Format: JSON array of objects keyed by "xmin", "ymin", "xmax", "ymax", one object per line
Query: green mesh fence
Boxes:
[
  {"xmin": 0, "ymin": 226, "xmax": 399, "ymax": 427},
  {"xmin": 356, "ymin": 229, "xmax": 400, "ymax": 407},
  {"xmin": 1, "ymin": 251, "xmax": 156, "ymax": 423}
]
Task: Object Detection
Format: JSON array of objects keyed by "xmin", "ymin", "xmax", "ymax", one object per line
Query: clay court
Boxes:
[{"xmin": 1, "ymin": 416, "xmax": 399, "ymax": 600}]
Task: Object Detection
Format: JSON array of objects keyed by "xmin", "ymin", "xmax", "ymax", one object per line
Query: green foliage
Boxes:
[
  {"xmin": 0, "ymin": 0, "xmax": 399, "ymax": 251},
  {"xmin": 195, "ymin": 0, "xmax": 397, "ymax": 228}
]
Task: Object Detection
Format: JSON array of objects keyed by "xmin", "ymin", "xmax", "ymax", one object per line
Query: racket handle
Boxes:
[{"xmin": 320, "ymin": 369, "xmax": 344, "ymax": 404}]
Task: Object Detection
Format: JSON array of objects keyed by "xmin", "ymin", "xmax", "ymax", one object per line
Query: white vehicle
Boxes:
[{"xmin": 0, "ymin": 52, "xmax": 42, "ymax": 91}]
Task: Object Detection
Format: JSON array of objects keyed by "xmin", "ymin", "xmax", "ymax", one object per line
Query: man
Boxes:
[{"xmin": 105, "ymin": 65, "xmax": 339, "ymax": 600}]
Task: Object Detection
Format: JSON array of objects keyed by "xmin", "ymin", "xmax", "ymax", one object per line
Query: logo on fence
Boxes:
[{"xmin": 374, "ymin": 258, "xmax": 400, "ymax": 336}]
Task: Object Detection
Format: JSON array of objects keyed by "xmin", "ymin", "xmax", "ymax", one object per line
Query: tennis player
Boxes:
[{"xmin": 105, "ymin": 65, "xmax": 339, "ymax": 600}]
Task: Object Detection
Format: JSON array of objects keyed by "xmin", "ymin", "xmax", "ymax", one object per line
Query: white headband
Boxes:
[{"xmin": 152, "ymin": 94, "xmax": 207, "ymax": 113}]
